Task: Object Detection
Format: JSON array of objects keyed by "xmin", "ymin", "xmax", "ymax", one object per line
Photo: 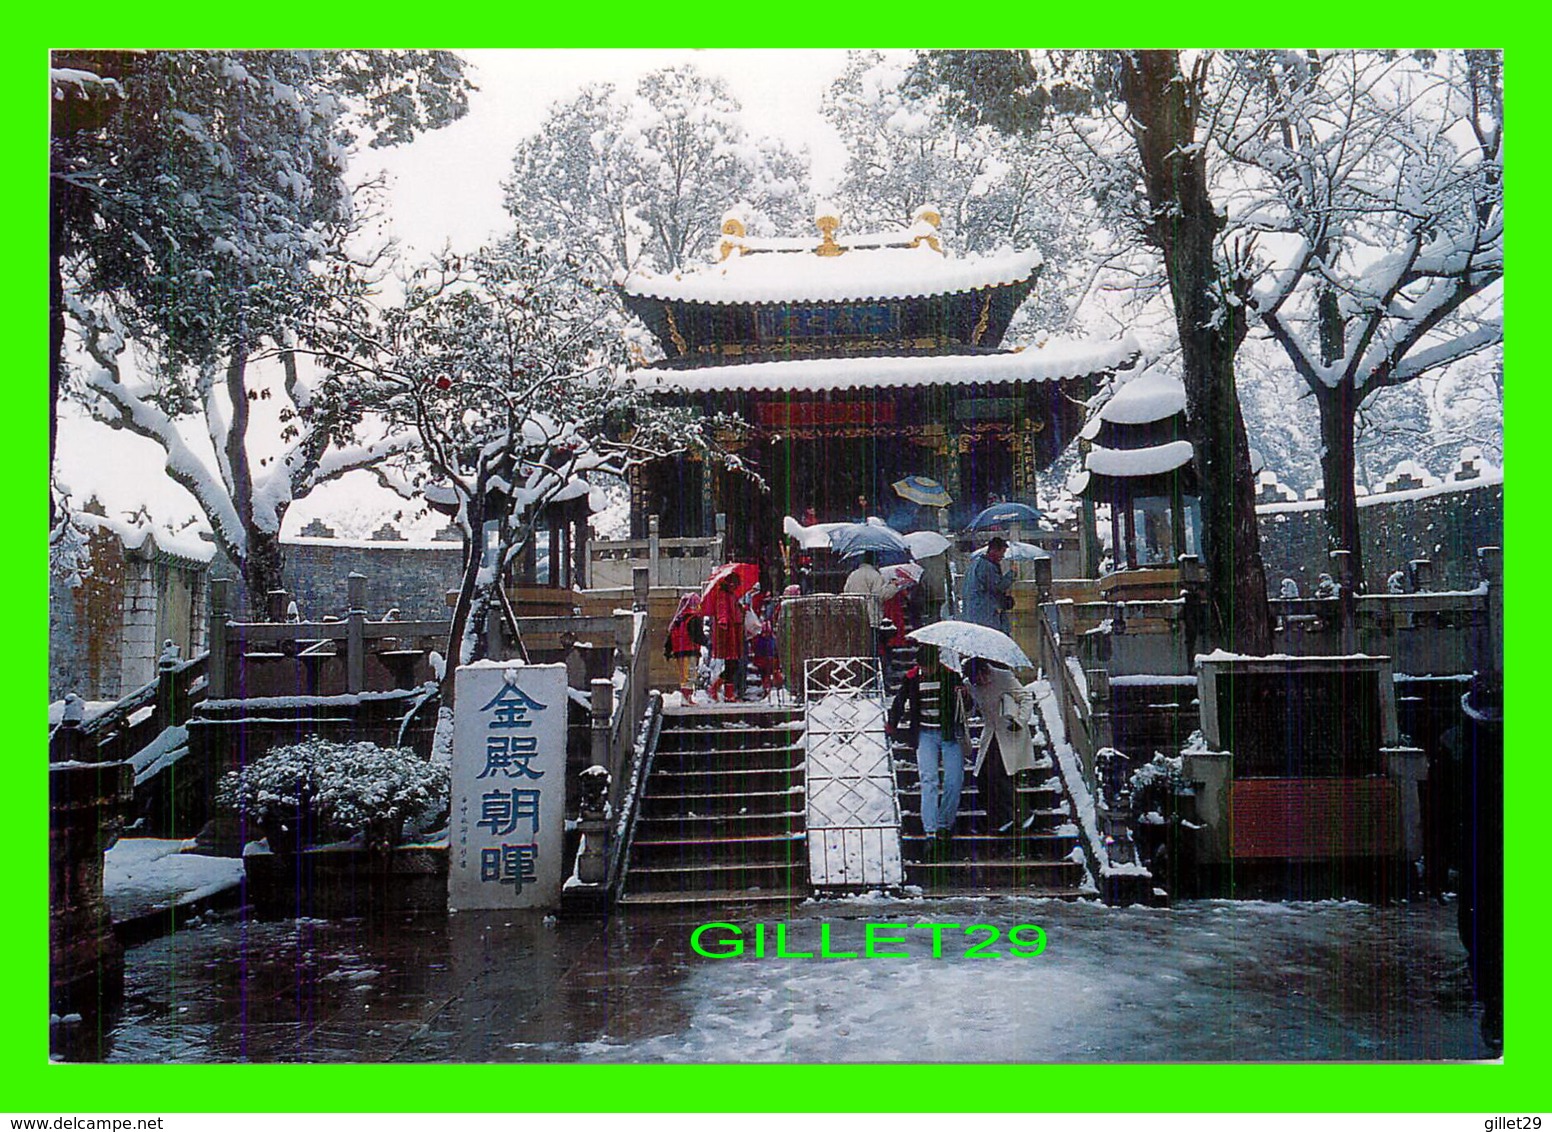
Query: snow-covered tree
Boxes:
[
  {"xmin": 503, "ymin": 65, "xmax": 811, "ymax": 278},
  {"xmin": 918, "ymin": 49, "xmax": 1274, "ymax": 652},
  {"xmin": 1220, "ymin": 50, "xmax": 1503, "ymax": 583},
  {"xmin": 823, "ymin": 51, "xmax": 1095, "ymax": 332},
  {"xmin": 51, "ymin": 50, "xmax": 472, "ymax": 602},
  {"xmin": 322, "ymin": 236, "xmax": 741, "ymax": 704}
]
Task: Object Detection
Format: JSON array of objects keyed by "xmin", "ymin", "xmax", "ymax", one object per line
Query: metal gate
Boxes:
[{"xmin": 802, "ymin": 657, "xmax": 904, "ymax": 890}]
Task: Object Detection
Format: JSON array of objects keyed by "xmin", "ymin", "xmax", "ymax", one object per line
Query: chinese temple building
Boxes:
[{"xmin": 618, "ymin": 207, "xmax": 1140, "ymax": 558}]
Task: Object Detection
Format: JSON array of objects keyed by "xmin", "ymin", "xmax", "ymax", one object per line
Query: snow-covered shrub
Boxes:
[
  {"xmin": 1127, "ymin": 754, "xmax": 1189, "ymax": 824},
  {"xmin": 218, "ymin": 738, "xmax": 448, "ymax": 852}
]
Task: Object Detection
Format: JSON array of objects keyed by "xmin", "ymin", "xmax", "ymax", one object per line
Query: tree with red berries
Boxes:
[{"xmin": 319, "ymin": 235, "xmax": 741, "ymax": 704}]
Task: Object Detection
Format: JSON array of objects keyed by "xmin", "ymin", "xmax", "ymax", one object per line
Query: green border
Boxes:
[{"xmin": 12, "ymin": 13, "xmax": 1543, "ymax": 1115}]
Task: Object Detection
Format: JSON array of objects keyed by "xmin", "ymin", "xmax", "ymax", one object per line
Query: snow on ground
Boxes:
[
  {"xmin": 96, "ymin": 894, "xmax": 1493, "ymax": 1062},
  {"xmin": 103, "ymin": 839, "xmax": 245, "ymax": 923}
]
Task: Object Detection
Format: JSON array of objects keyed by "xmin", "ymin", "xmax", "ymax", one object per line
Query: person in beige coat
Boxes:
[{"xmin": 963, "ymin": 659, "xmax": 1042, "ymax": 841}]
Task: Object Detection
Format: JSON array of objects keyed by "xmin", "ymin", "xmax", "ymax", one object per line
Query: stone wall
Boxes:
[
  {"xmin": 277, "ymin": 532, "xmax": 465, "ymax": 622},
  {"xmin": 50, "ymin": 525, "xmax": 207, "ymax": 703},
  {"xmin": 1256, "ymin": 480, "xmax": 1502, "ymax": 594}
]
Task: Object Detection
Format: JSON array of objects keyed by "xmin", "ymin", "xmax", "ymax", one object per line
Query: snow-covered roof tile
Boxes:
[
  {"xmin": 1099, "ymin": 367, "xmax": 1187, "ymax": 425},
  {"xmin": 1085, "ymin": 440, "xmax": 1194, "ymax": 478},
  {"xmin": 618, "ymin": 245, "xmax": 1044, "ymax": 305},
  {"xmin": 633, "ymin": 335, "xmax": 1140, "ymax": 395}
]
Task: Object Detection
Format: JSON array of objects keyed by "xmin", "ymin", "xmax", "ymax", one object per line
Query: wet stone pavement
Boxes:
[{"xmin": 58, "ymin": 896, "xmax": 1495, "ymax": 1063}]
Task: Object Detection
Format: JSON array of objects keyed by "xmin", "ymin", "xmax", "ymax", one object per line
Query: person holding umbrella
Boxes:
[
  {"xmin": 701, "ymin": 561, "xmax": 758, "ymax": 703},
  {"xmin": 962, "ymin": 658, "xmax": 1040, "ymax": 845},
  {"xmin": 962, "ymin": 536, "xmax": 1015, "ymax": 633},
  {"xmin": 844, "ymin": 551, "xmax": 903, "ymax": 657},
  {"xmin": 887, "ymin": 643, "xmax": 968, "ymax": 858}
]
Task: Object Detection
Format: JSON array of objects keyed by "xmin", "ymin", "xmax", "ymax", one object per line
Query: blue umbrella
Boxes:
[
  {"xmin": 968, "ymin": 501, "xmax": 1042, "ymax": 530},
  {"xmin": 892, "ymin": 476, "xmax": 953, "ymax": 507},
  {"xmin": 827, "ymin": 522, "xmax": 912, "ymax": 562}
]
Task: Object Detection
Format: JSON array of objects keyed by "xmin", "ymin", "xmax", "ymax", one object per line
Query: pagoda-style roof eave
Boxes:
[
  {"xmin": 628, "ymin": 334, "xmax": 1141, "ymax": 396},
  {"xmin": 616, "ymin": 245, "xmax": 1044, "ymax": 306}
]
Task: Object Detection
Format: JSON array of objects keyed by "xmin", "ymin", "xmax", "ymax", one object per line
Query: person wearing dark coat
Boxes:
[
  {"xmin": 962, "ymin": 536, "xmax": 1014, "ymax": 632},
  {"xmin": 886, "ymin": 643, "xmax": 968, "ymax": 856}
]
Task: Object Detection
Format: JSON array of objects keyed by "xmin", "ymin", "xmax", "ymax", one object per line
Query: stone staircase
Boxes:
[
  {"xmin": 618, "ymin": 702, "xmax": 808, "ymax": 906},
  {"xmin": 616, "ymin": 660, "xmax": 1091, "ymax": 904}
]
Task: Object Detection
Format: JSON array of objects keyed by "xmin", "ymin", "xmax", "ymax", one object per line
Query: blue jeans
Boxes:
[{"xmin": 916, "ymin": 726, "xmax": 964, "ymax": 836}]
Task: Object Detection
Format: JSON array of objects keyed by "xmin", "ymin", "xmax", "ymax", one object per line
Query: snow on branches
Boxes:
[{"xmin": 324, "ymin": 234, "xmax": 742, "ymax": 686}]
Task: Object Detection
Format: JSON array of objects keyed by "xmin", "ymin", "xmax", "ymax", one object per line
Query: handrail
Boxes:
[
  {"xmin": 606, "ymin": 690, "xmax": 664, "ymax": 901},
  {"xmin": 1036, "ymin": 604, "xmax": 1095, "ymax": 785},
  {"xmin": 53, "ymin": 652, "xmax": 210, "ymax": 764}
]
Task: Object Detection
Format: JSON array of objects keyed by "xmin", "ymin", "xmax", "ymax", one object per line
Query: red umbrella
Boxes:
[{"xmin": 701, "ymin": 561, "xmax": 761, "ymax": 602}]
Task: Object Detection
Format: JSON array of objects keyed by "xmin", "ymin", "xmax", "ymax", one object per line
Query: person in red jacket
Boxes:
[
  {"xmin": 701, "ymin": 573, "xmax": 746, "ymax": 703},
  {"xmin": 663, "ymin": 592, "xmax": 705, "ymax": 704}
]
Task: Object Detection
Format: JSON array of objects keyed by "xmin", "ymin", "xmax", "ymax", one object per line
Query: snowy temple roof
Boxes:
[
  {"xmin": 1100, "ymin": 367, "xmax": 1187, "ymax": 425},
  {"xmin": 1085, "ymin": 439, "xmax": 1194, "ymax": 478},
  {"xmin": 1069, "ymin": 438, "xmax": 1197, "ymax": 498},
  {"xmin": 618, "ymin": 244, "xmax": 1044, "ymax": 306},
  {"xmin": 631, "ymin": 334, "xmax": 1141, "ymax": 395}
]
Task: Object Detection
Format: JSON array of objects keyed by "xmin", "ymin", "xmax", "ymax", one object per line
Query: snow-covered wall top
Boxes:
[
  {"xmin": 633, "ymin": 334, "xmax": 1140, "ymax": 395},
  {"xmin": 618, "ymin": 245, "xmax": 1044, "ymax": 305},
  {"xmin": 74, "ymin": 510, "xmax": 215, "ymax": 565}
]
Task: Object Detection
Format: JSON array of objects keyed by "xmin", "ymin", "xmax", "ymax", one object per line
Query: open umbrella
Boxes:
[
  {"xmin": 892, "ymin": 476, "xmax": 953, "ymax": 507},
  {"xmin": 783, "ymin": 515, "xmax": 844, "ymax": 550},
  {"xmin": 827, "ymin": 522, "xmax": 912, "ymax": 560},
  {"xmin": 968, "ymin": 501, "xmax": 1042, "ymax": 530},
  {"xmin": 972, "ymin": 539, "xmax": 1050, "ymax": 562},
  {"xmin": 902, "ymin": 530, "xmax": 951, "ymax": 560},
  {"xmin": 906, "ymin": 619, "xmax": 1033, "ymax": 671},
  {"xmin": 701, "ymin": 561, "xmax": 760, "ymax": 602},
  {"xmin": 882, "ymin": 562, "xmax": 924, "ymax": 589}
]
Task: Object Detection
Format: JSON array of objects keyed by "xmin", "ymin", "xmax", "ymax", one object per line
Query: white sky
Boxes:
[{"xmin": 354, "ymin": 49, "xmax": 855, "ymax": 261}]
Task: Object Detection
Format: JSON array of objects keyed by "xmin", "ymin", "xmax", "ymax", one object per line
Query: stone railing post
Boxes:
[
  {"xmin": 207, "ymin": 577, "xmax": 231, "ymax": 699},
  {"xmin": 1330, "ymin": 549, "xmax": 1357, "ymax": 653},
  {"xmin": 1033, "ymin": 556, "xmax": 1053, "ymax": 603},
  {"xmin": 1479, "ymin": 546, "xmax": 1503, "ymax": 686},
  {"xmin": 647, "ymin": 514, "xmax": 661, "ymax": 587},
  {"xmin": 53, "ymin": 693, "xmax": 86, "ymax": 763},
  {"xmin": 590, "ymin": 677, "xmax": 613, "ymax": 775},
  {"xmin": 1085, "ymin": 667, "xmax": 1112, "ymax": 792},
  {"xmin": 155, "ymin": 641, "xmax": 181, "ymax": 732},
  {"xmin": 1409, "ymin": 558, "xmax": 1434, "ymax": 593},
  {"xmin": 1057, "ymin": 601, "xmax": 1077, "ymax": 660},
  {"xmin": 266, "ymin": 588, "xmax": 290, "ymax": 623},
  {"xmin": 346, "ymin": 572, "xmax": 367, "ymax": 694},
  {"xmin": 633, "ymin": 565, "xmax": 651, "ymax": 612}
]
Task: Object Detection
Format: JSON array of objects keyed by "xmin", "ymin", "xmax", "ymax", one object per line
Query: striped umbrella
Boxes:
[{"xmin": 892, "ymin": 476, "xmax": 953, "ymax": 507}]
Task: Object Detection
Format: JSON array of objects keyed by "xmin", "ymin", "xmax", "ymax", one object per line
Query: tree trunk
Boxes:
[
  {"xmin": 241, "ymin": 529, "xmax": 288, "ymax": 618},
  {"xmin": 1119, "ymin": 51, "xmax": 1272, "ymax": 655},
  {"xmin": 440, "ymin": 500, "xmax": 488, "ymax": 712},
  {"xmin": 49, "ymin": 203, "xmax": 66, "ymax": 530},
  {"xmin": 1314, "ymin": 383, "xmax": 1365, "ymax": 588}
]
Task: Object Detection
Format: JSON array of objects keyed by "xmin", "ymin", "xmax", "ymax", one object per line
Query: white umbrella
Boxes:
[
  {"xmin": 783, "ymin": 515, "xmax": 845, "ymax": 550},
  {"xmin": 902, "ymin": 530, "xmax": 951, "ymax": 559},
  {"xmin": 882, "ymin": 562, "xmax": 924, "ymax": 588},
  {"xmin": 972, "ymin": 539, "xmax": 1050, "ymax": 562},
  {"xmin": 906, "ymin": 620, "xmax": 1033, "ymax": 671}
]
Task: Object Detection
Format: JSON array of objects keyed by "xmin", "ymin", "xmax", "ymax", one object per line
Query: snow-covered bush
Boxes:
[
  {"xmin": 1128, "ymin": 753, "xmax": 1190, "ymax": 824},
  {"xmin": 217, "ymin": 737, "xmax": 448, "ymax": 852}
]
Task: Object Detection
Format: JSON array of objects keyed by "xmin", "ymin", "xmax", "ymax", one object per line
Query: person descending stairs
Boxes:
[{"xmin": 884, "ymin": 649, "xmax": 1086, "ymax": 896}]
